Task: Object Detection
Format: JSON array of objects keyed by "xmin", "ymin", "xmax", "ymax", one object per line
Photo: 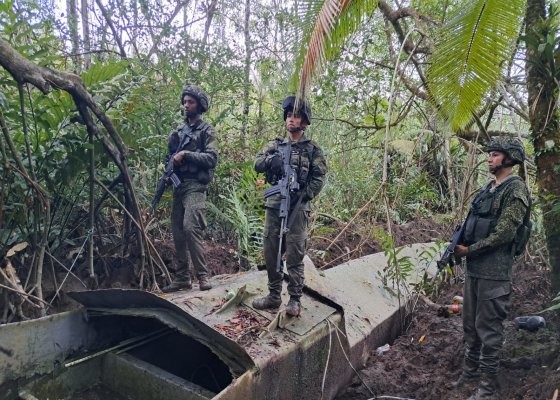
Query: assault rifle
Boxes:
[
  {"xmin": 263, "ymin": 140, "xmax": 300, "ymax": 273},
  {"xmin": 151, "ymin": 127, "xmax": 193, "ymax": 213},
  {"xmin": 436, "ymin": 222, "xmax": 466, "ymax": 270},
  {"xmin": 151, "ymin": 156, "xmax": 181, "ymax": 213}
]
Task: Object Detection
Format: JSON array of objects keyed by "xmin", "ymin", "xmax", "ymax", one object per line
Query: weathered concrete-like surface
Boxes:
[
  {"xmin": 102, "ymin": 352, "xmax": 215, "ymax": 400},
  {"xmin": 0, "ymin": 310, "xmax": 96, "ymax": 398},
  {"xmin": 68, "ymin": 242, "xmax": 439, "ymax": 400},
  {"xmin": 0, "ymin": 242, "xmax": 440, "ymax": 400}
]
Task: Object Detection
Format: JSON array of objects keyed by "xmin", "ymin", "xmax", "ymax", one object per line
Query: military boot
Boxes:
[
  {"xmin": 198, "ymin": 277, "xmax": 212, "ymax": 291},
  {"xmin": 252, "ymin": 294, "xmax": 281, "ymax": 310},
  {"xmin": 467, "ymin": 374, "xmax": 498, "ymax": 400},
  {"xmin": 451, "ymin": 360, "xmax": 480, "ymax": 389},
  {"xmin": 285, "ymin": 298, "xmax": 301, "ymax": 317},
  {"xmin": 162, "ymin": 274, "xmax": 192, "ymax": 293}
]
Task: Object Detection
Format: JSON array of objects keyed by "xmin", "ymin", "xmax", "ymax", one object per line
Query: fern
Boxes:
[
  {"xmin": 215, "ymin": 164, "xmax": 265, "ymax": 270},
  {"xmin": 373, "ymin": 226, "xmax": 413, "ymax": 295}
]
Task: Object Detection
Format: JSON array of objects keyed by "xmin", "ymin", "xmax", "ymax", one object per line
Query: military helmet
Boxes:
[
  {"xmin": 180, "ymin": 85, "xmax": 210, "ymax": 113},
  {"xmin": 484, "ymin": 136, "xmax": 525, "ymax": 164},
  {"xmin": 282, "ymin": 96, "xmax": 312, "ymax": 125}
]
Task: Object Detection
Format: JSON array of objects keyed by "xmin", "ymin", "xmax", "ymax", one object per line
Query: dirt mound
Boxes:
[
  {"xmin": 309, "ymin": 217, "xmax": 448, "ymax": 269},
  {"xmin": 336, "ymin": 264, "xmax": 560, "ymax": 400}
]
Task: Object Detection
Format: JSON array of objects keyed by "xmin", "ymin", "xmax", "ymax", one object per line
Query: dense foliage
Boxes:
[{"xmin": 0, "ymin": 0, "xmax": 558, "ymax": 321}]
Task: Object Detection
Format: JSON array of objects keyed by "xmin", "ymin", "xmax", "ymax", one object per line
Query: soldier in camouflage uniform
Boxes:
[
  {"xmin": 162, "ymin": 85, "xmax": 218, "ymax": 292},
  {"xmin": 452, "ymin": 136, "xmax": 530, "ymax": 399},
  {"xmin": 252, "ymin": 96, "xmax": 327, "ymax": 317}
]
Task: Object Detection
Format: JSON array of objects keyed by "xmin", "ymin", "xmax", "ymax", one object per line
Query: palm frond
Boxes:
[
  {"xmin": 427, "ymin": 0, "xmax": 526, "ymax": 130},
  {"xmin": 292, "ymin": 0, "xmax": 378, "ymax": 100}
]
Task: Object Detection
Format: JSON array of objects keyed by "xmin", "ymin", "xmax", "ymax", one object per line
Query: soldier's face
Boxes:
[
  {"xmin": 183, "ymin": 95, "xmax": 199, "ymax": 117},
  {"xmin": 286, "ymin": 111, "xmax": 304, "ymax": 133},
  {"xmin": 488, "ymin": 151, "xmax": 506, "ymax": 174}
]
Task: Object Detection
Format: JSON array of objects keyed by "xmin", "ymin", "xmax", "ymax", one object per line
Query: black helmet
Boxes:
[
  {"xmin": 180, "ymin": 85, "xmax": 210, "ymax": 113},
  {"xmin": 484, "ymin": 136, "xmax": 525, "ymax": 164},
  {"xmin": 282, "ymin": 96, "xmax": 312, "ymax": 125}
]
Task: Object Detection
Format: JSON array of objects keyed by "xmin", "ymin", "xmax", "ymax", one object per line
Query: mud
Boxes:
[{"xmin": 335, "ymin": 265, "xmax": 560, "ymax": 400}]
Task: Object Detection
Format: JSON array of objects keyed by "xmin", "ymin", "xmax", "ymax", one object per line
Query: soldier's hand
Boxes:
[
  {"xmin": 268, "ymin": 153, "xmax": 283, "ymax": 174},
  {"xmin": 173, "ymin": 151, "xmax": 187, "ymax": 166},
  {"xmin": 454, "ymin": 245, "xmax": 469, "ymax": 258}
]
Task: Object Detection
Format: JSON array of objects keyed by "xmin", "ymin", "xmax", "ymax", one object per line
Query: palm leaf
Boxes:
[
  {"xmin": 427, "ymin": 0, "xmax": 526, "ymax": 130},
  {"xmin": 293, "ymin": 0, "xmax": 377, "ymax": 100}
]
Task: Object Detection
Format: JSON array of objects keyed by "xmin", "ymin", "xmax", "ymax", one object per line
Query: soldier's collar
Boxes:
[
  {"xmin": 492, "ymin": 173, "xmax": 517, "ymax": 188},
  {"xmin": 282, "ymin": 133, "xmax": 309, "ymax": 144},
  {"xmin": 186, "ymin": 117, "xmax": 202, "ymax": 128}
]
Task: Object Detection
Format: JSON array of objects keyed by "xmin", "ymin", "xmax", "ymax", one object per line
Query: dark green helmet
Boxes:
[
  {"xmin": 180, "ymin": 85, "xmax": 210, "ymax": 113},
  {"xmin": 282, "ymin": 96, "xmax": 312, "ymax": 125},
  {"xmin": 484, "ymin": 136, "xmax": 525, "ymax": 164}
]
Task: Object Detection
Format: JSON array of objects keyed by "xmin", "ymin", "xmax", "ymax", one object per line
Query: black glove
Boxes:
[{"xmin": 268, "ymin": 153, "xmax": 283, "ymax": 175}]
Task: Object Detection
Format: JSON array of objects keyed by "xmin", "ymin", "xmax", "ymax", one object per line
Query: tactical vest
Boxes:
[
  {"xmin": 265, "ymin": 138, "xmax": 316, "ymax": 189},
  {"xmin": 463, "ymin": 176, "xmax": 530, "ymax": 252},
  {"xmin": 168, "ymin": 123, "xmax": 214, "ymax": 185}
]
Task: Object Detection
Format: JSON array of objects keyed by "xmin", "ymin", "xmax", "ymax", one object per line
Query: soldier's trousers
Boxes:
[
  {"xmin": 171, "ymin": 191, "xmax": 209, "ymax": 280},
  {"xmin": 463, "ymin": 276, "xmax": 512, "ymax": 375},
  {"xmin": 263, "ymin": 207, "xmax": 308, "ymax": 301}
]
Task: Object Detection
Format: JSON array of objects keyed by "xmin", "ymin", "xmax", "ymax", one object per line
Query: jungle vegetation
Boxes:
[{"xmin": 0, "ymin": 0, "xmax": 559, "ymax": 321}]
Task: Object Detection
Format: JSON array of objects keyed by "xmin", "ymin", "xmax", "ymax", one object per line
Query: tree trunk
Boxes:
[
  {"xmin": 202, "ymin": 0, "xmax": 218, "ymax": 48},
  {"xmin": 95, "ymin": 0, "xmax": 127, "ymax": 58},
  {"xmin": 131, "ymin": 0, "xmax": 139, "ymax": 55},
  {"xmin": 525, "ymin": 0, "xmax": 560, "ymax": 293},
  {"xmin": 443, "ymin": 133, "xmax": 456, "ymax": 213},
  {"xmin": 241, "ymin": 0, "xmax": 251, "ymax": 146},
  {"xmin": 197, "ymin": 0, "xmax": 218, "ymax": 69},
  {"xmin": 66, "ymin": 0, "xmax": 81, "ymax": 70},
  {"xmin": 81, "ymin": 0, "xmax": 91, "ymax": 68}
]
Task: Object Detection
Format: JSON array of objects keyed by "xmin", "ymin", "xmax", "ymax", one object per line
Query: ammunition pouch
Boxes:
[
  {"xmin": 463, "ymin": 215, "xmax": 495, "ymax": 245},
  {"xmin": 463, "ymin": 188, "xmax": 497, "ymax": 244},
  {"xmin": 177, "ymin": 163, "xmax": 214, "ymax": 185}
]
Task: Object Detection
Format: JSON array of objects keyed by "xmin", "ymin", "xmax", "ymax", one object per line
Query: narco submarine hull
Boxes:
[{"xmin": 0, "ymin": 244, "xmax": 437, "ymax": 400}]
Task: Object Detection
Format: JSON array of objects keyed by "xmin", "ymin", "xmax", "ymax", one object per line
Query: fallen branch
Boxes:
[{"xmin": 0, "ymin": 283, "xmax": 50, "ymax": 308}]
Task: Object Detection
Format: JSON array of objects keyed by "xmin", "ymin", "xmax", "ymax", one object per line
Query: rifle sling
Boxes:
[{"xmin": 178, "ymin": 124, "xmax": 194, "ymax": 150}]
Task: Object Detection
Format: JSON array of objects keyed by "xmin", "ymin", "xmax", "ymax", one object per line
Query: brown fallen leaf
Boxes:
[{"xmin": 6, "ymin": 242, "xmax": 28, "ymax": 258}]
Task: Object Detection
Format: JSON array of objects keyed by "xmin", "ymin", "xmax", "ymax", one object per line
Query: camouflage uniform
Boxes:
[
  {"xmin": 460, "ymin": 174, "xmax": 530, "ymax": 395},
  {"xmin": 254, "ymin": 135, "xmax": 327, "ymax": 303},
  {"xmin": 168, "ymin": 94, "xmax": 218, "ymax": 287}
]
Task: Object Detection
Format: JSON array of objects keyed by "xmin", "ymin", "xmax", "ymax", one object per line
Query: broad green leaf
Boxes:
[
  {"xmin": 427, "ymin": 0, "xmax": 526, "ymax": 130},
  {"xmin": 293, "ymin": 0, "xmax": 378, "ymax": 98}
]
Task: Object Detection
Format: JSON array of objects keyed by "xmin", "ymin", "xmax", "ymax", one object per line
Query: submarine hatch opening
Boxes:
[
  {"xmin": 22, "ymin": 314, "xmax": 234, "ymax": 400},
  {"xmin": 90, "ymin": 314, "xmax": 233, "ymax": 393},
  {"xmin": 124, "ymin": 321, "xmax": 233, "ymax": 393}
]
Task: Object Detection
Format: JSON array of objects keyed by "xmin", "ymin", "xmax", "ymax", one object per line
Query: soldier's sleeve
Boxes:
[
  {"xmin": 254, "ymin": 140, "xmax": 279, "ymax": 173},
  {"xmin": 468, "ymin": 183, "xmax": 530, "ymax": 257},
  {"xmin": 165, "ymin": 130, "xmax": 180, "ymax": 163},
  {"xmin": 182, "ymin": 124, "xmax": 219, "ymax": 170},
  {"xmin": 304, "ymin": 144, "xmax": 327, "ymax": 201}
]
